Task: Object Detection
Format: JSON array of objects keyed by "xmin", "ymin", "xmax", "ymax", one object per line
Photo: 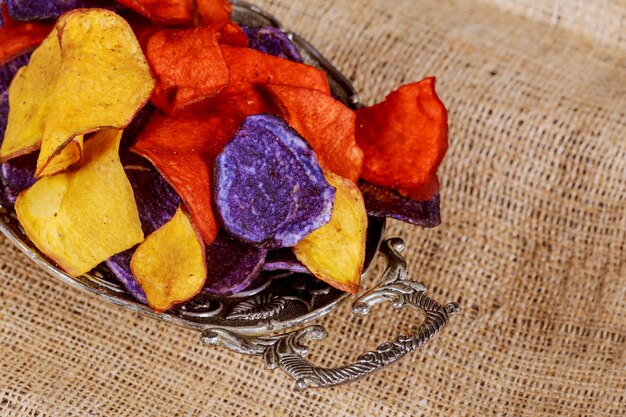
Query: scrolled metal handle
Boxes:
[{"xmin": 201, "ymin": 238, "xmax": 460, "ymax": 390}]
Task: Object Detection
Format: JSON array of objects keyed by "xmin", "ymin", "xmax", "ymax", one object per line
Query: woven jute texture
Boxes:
[{"xmin": 1, "ymin": 0, "xmax": 625, "ymax": 416}]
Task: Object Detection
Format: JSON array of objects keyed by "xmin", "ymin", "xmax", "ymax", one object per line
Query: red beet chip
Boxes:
[
  {"xmin": 217, "ymin": 20, "xmax": 248, "ymax": 47},
  {"xmin": 146, "ymin": 25, "xmax": 230, "ymax": 114},
  {"xmin": 195, "ymin": 0, "xmax": 231, "ymax": 25},
  {"xmin": 355, "ymin": 77, "xmax": 448, "ymax": 200},
  {"xmin": 264, "ymin": 84, "xmax": 363, "ymax": 182},
  {"xmin": 221, "ymin": 45, "xmax": 330, "ymax": 96},
  {"xmin": 116, "ymin": 0, "xmax": 190, "ymax": 25},
  {"xmin": 0, "ymin": 6, "xmax": 51, "ymax": 64},
  {"xmin": 116, "ymin": 0, "xmax": 231, "ymax": 26}
]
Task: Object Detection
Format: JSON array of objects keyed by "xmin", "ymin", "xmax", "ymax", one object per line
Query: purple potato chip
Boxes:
[
  {"xmin": 6, "ymin": 0, "xmax": 122, "ymax": 21},
  {"xmin": 242, "ymin": 26, "xmax": 303, "ymax": 63},
  {"xmin": 124, "ymin": 161, "xmax": 181, "ymax": 236},
  {"xmin": 202, "ymin": 232, "xmax": 268, "ymax": 296},
  {"xmin": 0, "ymin": 149, "xmax": 36, "ymax": 207},
  {"xmin": 0, "ymin": 184, "xmax": 5, "ymax": 211},
  {"xmin": 263, "ymin": 249, "xmax": 310, "ymax": 274},
  {"xmin": 0, "ymin": 1, "xmax": 4, "ymax": 27},
  {"xmin": 358, "ymin": 180, "xmax": 441, "ymax": 227},
  {"xmin": 105, "ymin": 159, "xmax": 181, "ymax": 304},
  {"xmin": 0, "ymin": 91, "xmax": 7, "ymax": 147},
  {"xmin": 214, "ymin": 113, "xmax": 335, "ymax": 249},
  {"xmin": 0, "ymin": 53, "xmax": 30, "ymax": 97},
  {"xmin": 106, "ymin": 248, "xmax": 147, "ymax": 304},
  {"xmin": 1, "ymin": 60, "xmax": 38, "ymax": 208}
]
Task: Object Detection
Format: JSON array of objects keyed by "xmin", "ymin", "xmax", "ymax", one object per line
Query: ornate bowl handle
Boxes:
[{"xmin": 201, "ymin": 238, "xmax": 461, "ymax": 390}]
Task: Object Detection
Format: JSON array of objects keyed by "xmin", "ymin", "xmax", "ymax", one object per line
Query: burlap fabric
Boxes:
[{"xmin": 1, "ymin": 0, "xmax": 625, "ymax": 415}]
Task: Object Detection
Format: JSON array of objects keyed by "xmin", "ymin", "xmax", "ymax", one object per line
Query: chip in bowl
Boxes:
[
  {"xmin": 15, "ymin": 129, "xmax": 144, "ymax": 277},
  {"xmin": 214, "ymin": 113, "xmax": 336, "ymax": 249},
  {"xmin": 294, "ymin": 172, "xmax": 368, "ymax": 293},
  {"xmin": 0, "ymin": 9, "xmax": 154, "ymax": 177}
]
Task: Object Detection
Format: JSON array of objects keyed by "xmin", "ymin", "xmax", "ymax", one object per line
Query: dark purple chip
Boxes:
[
  {"xmin": 105, "ymin": 159, "xmax": 181, "ymax": 304},
  {"xmin": 1, "ymin": 184, "xmax": 12, "ymax": 209},
  {"xmin": 120, "ymin": 102, "xmax": 154, "ymax": 150},
  {"xmin": 242, "ymin": 26, "xmax": 303, "ymax": 63},
  {"xmin": 202, "ymin": 232, "xmax": 268, "ymax": 296},
  {"xmin": 0, "ymin": 1, "xmax": 4, "ymax": 27},
  {"xmin": 358, "ymin": 180, "xmax": 441, "ymax": 227},
  {"xmin": 105, "ymin": 248, "xmax": 147, "ymax": 304},
  {"xmin": 124, "ymin": 161, "xmax": 181, "ymax": 236},
  {"xmin": 263, "ymin": 249, "xmax": 310, "ymax": 274},
  {"xmin": 0, "ymin": 149, "xmax": 36, "ymax": 207},
  {"xmin": 0, "ymin": 53, "xmax": 30, "ymax": 94},
  {"xmin": 6, "ymin": 0, "xmax": 122, "ymax": 21},
  {"xmin": 214, "ymin": 113, "xmax": 335, "ymax": 249},
  {"xmin": 0, "ymin": 54, "xmax": 36, "ymax": 207},
  {"xmin": 0, "ymin": 91, "xmax": 8, "ymax": 148}
]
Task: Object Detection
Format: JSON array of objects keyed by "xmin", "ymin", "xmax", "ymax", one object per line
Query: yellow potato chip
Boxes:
[
  {"xmin": 15, "ymin": 129, "xmax": 144, "ymax": 277},
  {"xmin": 37, "ymin": 135, "xmax": 83, "ymax": 177},
  {"xmin": 294, "ymin": 172, "xmax": 368, "ymax": 293},
  {"xmin": 0, "ymin": 9, "xmax": 154, "ymax": 177},
  {"xmin": 131, "ymin": 208, "xmax": 207, "ymax": 312}
]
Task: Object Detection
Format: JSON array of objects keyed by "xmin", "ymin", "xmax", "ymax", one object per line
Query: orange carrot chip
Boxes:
[{"xmin": 355, "ymin": 77, "xmax": 448, "ymax": 200}]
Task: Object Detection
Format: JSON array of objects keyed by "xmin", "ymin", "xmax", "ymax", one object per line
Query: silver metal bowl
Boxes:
[{"xmin": 0, "ymin": 1, "xmax": 460, "ymax": 390}]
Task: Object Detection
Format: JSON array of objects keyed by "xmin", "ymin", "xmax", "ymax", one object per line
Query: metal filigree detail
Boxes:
[
  {"xmin": 176, "ymin": 297, "xmax": 224, "ymax": 319},
  {"xmin": 227, "ymin": 294, "xmax": 287, "ymax": 320},
  {"xmin": 202, "ymin": 238, "xmax": 461, "ymax": 390},
  {"xmin": 202, "ymin": 326, "xmax": 326, "ymax": 358},
  {"xmin": 224, "ymin": 279, "xmax": 334, "ymax": 321}
]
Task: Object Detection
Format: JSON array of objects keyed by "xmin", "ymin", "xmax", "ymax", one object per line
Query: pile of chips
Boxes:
[{"xmin": 0, "ymin": 1, "xmax": 448, "ymax": 312}]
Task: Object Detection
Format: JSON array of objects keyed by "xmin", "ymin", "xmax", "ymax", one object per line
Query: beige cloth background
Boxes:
[{"xmin": 1, "ymin": 0, "xmax": 625, "ymax": 415}]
